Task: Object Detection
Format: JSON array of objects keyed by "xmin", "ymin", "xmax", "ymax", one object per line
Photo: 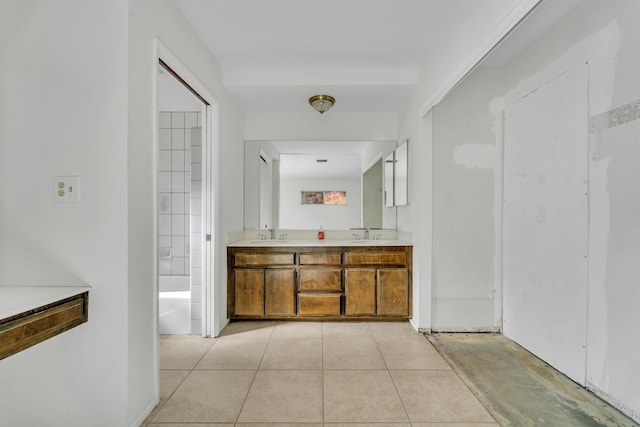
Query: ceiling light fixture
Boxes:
[{"xmin": 309, "ymin": 95, "xmax": 335, "ymax": 114}]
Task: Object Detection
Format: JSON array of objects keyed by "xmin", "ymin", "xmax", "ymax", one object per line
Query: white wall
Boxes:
[
  {"xmin": 425, "ymin": 0, "xmax": 640, "ymax": 420},
  {"xmin": 279, "ymin": 179, "xmax": 361, "ymax": 230},
  {"xmin": 129, "ymin": 2, "xmax": 245, "ymax": 422},
  {"xmin": 245, "ymin": 112, "xmax": 398, "ymax": 142},
  {"xmin": 0, "ymin": 1, "xmax": 129, "ymax": 425}
]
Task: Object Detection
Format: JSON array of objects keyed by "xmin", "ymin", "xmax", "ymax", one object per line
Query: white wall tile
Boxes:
[
  {"xmin": 190, "ymin": 127, "xmax": 202, "ymax": 146},
  {"xmin": 159, "ymin": 112, "xmax": 172, "ymax": 129},
  {"xmin": 185, "ymin": 151, "xmax": 192, "ymax": 169},
  {"xmin": 158, "ymin": 193, "xmax": 171, "ymax": 214},
  {"xmin": 191, "ymin": 232, "xmax": 203, "ymax": 251},
  {"xmin": 171, "ymin": 193, "xmax": 185, "ymax": 214},
  {"xmin": 191, "ymin": 199, "xmax": 202, "ymax": 215},
  {"xmin": 191, "ymin": 166, "xmax": 202, "ymax": 180},
  {"xmin": 158, "ymin": 171, "xmax": 171, "ymax": 192},
  {"xmin": 171, "ymin": 128, "xmax": 184, "ymax": 149},
  {"xmin": 184, "ymin": 258, "xmax": 190, "ymax": 272},
  {"xmin": 191, "ymin": 146, "xmax": 202, "ymax": 163},
  {"xmin": 191, "ymin": 181, "xmax": 202, "ymax": 197},
  {"xmin": 184, "ymin": 112, "xmax": 198, "ymax": 128},
  {"xmin": 190, "ymin": 284, "xmax": 202, "ymax": 303},
  {"xmin": 159, "ymin": 236, "xmax": 171, "ymax": 248},
  {"xmin": 171, "ymin": 257, "xmax": 184, "ymax": 275},
  {"xmin": 159, "ymin": 129, "xmax": 171, "ymax": 149},
  {"xmin": 191, "ymin": 319, "xmax": 202, "ymax": 335},
  {"xmin": 159, "ymin": 215, "xmax": 171, "ymax": 235},
  {"xmin": 171, "ymin": 150, "xmax": 185, "ymax": 171},
  {"xmin": 191, "ymin": 215, "xmax": 202, "ymax": 233},
  {"xmin": 197, "ymin": 112, "xmax": 202, "ymax": 127},
  {"xmin": 191, "ymin": 268, "xmax": 202, "ymax": 286},
  {"xmin": 172, "ymin": 235, "xmax": 185, "ymax": 256},
  {"xmin": 191, "ymin": 302, "xmax": 202, "ymax": 320},
  {"xmin": 159, "ymin": 259, "xmax": 172, "ymax": 275},
  {"xmin": 158, "ymin": 150, "xmax": 171, "ymax": 171},
  {"xmin": 191, "ymin": 250, "xmax": 202, "ymax": 268},
  {"xmin": 171, "ymin": 171, "xmax": 185, "ymax": 192},
  {"xmin": 171, "ymin": 112, "xmax": 184, "ymax": 128},
  {"xmin": 171, "ymin": 215, "xmax": 185, "ymax": 236}
]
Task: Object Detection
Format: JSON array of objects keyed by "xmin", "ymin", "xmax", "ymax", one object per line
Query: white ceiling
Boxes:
[{"xmin": 174, "ymin": 0, "xmax": 536, "ymax": 113}]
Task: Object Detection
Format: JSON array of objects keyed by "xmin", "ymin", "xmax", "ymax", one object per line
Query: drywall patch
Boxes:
[
  {"xmin": 591, "ymin": 98, "xmax": 640, "ymax": 130},
  {"xmin": 453, "ymin": 144, "xmax": 496, "ymax": 169}
]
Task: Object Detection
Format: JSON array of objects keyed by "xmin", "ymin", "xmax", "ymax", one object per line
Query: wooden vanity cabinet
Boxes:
[
  {"xmin": 230, "ymin": 251, "xmax": 296, "ymax": 318},
  {"xmin": 228, "ymin": 245, "xmax": 412, "ymax": 320}
]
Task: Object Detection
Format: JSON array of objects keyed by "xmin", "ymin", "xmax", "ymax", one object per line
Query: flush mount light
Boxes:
[{"xmin": 309, "ymin": 95, "xmax": 335, "ymax": 114}]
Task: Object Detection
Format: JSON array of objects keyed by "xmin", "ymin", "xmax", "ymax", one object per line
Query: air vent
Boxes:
[{"xmin": 316, "ymin": 159, "xmax": 328, "ymax": 163}]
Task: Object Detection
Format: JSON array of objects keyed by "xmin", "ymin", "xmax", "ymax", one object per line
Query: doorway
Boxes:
[{"xmin": 156, "ymin": 51, "xmax": 217, "ymax": 338}]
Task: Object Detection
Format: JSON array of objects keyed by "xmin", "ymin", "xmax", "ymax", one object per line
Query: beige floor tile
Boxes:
[
  {"xmin": 159, "ymin": 370, "xmax": 190, "ymax": 402},
  {"xmin": 237, "ymin": 424, "xmax": 321, "ymax": 427},
  {"xmin": 323, "ymin": 321, "xmax": 373, "ymax": 338},
  {"xmin": 196, "ymin": 336, "xmax": 269, "ymax": 369},
  {"xmin": 260, "ymin": 337, "xmax": 322, "ymax": 369},
  {"xmin": 272, "ymin": 321, "xmax": 322, "ymax": 338},
  {"xmin": 323, "ymin": 336, "xmax": 386, "ymax": 369},
  {"xmin": 411, "ymin": 423, "xmax": 499, "ymax": 427},
  {"xmin": 391, "ymin": 370, "xmax": 495, "ymax": 423},
  {"xmin": 148, "ymin": 424, "xmax": 233, "ymax": 427},
  {"xmin": 367, "ymin": 321, "xmax": 417, "ymax": 338},
  {"xmin": 238, "ymin": 370, "xmax": 323, "ymax": 423},
  {"xmin": 159, "ymin": 336, "xmax": 216, "ymax": 369},
  {"xmin": 325, "ymin": 424, "xmax": 410, "ymax": 427},
  {"xmin": 376, "ymin": 337, "xmax": 451, "ymax": 370},
  {"xmin": 220, "ymin": 320, "xmax": 277, "ymax": 338},
  {"xmin": 152, "ymin": 370, "xmax": 255, "ymax": 423},
  {"xmin": 324, "ymin": 370, "xmax": 409, "ymax": 422}
]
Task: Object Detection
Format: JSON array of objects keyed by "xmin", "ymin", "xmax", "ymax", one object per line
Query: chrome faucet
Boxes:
[
  {"xmin": 364, "ymin": 228, "xmax": 370, "ymax": 240},
  {"xmin": 257, "ymin": 233, "xmax": 267, "ymax": 240},
  {"xmin": 279, "ymin": 233, "xmax": 288, "ymax": 240},
  {"xmin": 352, "ymin": 233, "xmax": 360, "ymax": 240},
  {"xmin": 268, "ymin": 228, "xmax": 276, "ymax": 240}
]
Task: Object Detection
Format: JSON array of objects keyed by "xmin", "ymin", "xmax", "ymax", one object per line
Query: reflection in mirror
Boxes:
[
  {"xmin": 395, "ymin": 140, "xmax": 408, "ymax": 206},
  {"xmin": 384, "ymin": 151, "xmax": 395, "ymax": 207},
  {"xmin": 244, "ymin": 140, "xmax": 397, "ymax": 230}
]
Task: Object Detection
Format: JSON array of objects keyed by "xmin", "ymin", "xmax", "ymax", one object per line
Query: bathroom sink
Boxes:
[
  {"xmin": 249, "ymin": 240, "xmax": 289, "ymax": 244},
  {"xmin": 351, "ymin": 240, "xmax": 389, "ymax": 244}
]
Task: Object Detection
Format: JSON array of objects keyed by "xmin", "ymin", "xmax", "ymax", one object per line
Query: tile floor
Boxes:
[{"xmin": 144, "ymin": 321, "xmax": 498, "ymax": 426}]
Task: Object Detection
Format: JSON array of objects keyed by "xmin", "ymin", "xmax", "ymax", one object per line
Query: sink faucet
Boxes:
[
  {"xmin": 268, "ymin": 228, "xmax": 276, "ymax": 240},
  {"xmin": 279, "ymin": 233, "xmax": 288, "ymax": 240},
  {"xmin": 352, "ymin": 233, "xmax": 360, "ymax": 240},
  {"xmin": 364, "ymin": 228, "xmax": 370, "ymax": 240},
  {"xmin": 257, "ymin": 233, "xmax": 267, "ymax": 240}
]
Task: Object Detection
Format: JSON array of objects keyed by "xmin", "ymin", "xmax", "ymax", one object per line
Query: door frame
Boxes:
[{"xmin": 153, "ymin": 39, "xmax": 220, "ymax": 399}]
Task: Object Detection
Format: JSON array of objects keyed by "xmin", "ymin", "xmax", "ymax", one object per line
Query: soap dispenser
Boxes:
[{"xmin": 318, "ymin": 225, "xmax": 325, "ymax": 240}]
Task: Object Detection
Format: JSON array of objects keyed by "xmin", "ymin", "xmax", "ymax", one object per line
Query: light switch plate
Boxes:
[{"xmin": 53, "ymin": 176, "xmax": 80, "ymax": 203}]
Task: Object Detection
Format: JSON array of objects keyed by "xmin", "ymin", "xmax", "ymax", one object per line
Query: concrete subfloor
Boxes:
[{"xmin": 428, "ymin": 333, "xmax": 638, "ymax": 427}]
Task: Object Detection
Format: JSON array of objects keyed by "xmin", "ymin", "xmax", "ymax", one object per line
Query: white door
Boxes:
[{"xmin": 503, "ymin": 64, "xmax": 589, "ymax": 385}]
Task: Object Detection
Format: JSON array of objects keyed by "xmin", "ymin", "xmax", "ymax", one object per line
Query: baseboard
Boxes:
[
  {"xmin": 587, "ymin": 382, "xmax": 640, "ymax": 423},
  {"xmin": 130, "ymin": 399, "xmax": 157, "ymax": 427},
  {"xmin": 431, "ymin": 326, "xmax": 501, "ymax": 333}
]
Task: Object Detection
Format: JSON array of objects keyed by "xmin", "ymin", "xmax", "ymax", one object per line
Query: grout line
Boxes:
[
  {"xmin": 368, "ymin": 322, "xmax": 412, "ymax": 424},
  {"xmin": 233, "ymin": 322, "xmax": 277, "ymax": 424}
]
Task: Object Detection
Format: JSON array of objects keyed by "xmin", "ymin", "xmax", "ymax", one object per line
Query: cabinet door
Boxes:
[
  {"xmin": 265, "ymin": 268, "xmax": 296, "ymax": 317},
  {"xmin": 234, "ymin": 269, "xmax": 264, "ymax": 316},
  {"xmin": 344, "ymin": 268, "xmax": 376, "ymax": 316},
  {"xmin": 377, "ymin": 268, "xmax": 408, "ymax": 316}
]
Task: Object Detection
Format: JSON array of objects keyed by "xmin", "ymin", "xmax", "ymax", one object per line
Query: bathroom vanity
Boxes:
[{"xmin": 227, "ymin": 240, "xmax": 412, "ymax": 320}]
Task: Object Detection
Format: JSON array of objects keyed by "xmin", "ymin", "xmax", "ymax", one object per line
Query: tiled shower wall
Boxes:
[{"xmin": 158, "ymin": 111, "xmax": 203, "ymax": 334}]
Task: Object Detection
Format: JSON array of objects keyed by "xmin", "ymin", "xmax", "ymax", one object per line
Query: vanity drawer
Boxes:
[
  {"xmin": 298, "ymin": 293, "xmax": 341, "ymax": 316},
  {"xmin": 234, "ymin": 252, "xmax": 295, "ymax": 267},
  {"xmin": 344, "ymin": 252, "xmax": 407, "ymax": 266},
  {"xmin": 0, "ymin": 292, "xmax": 88, "ymax": 360},
  {"xmin": 299, "ymin": 252, "xmax": 342, "ymax": 265},
  {"xmin": 299, "ymin": 268, "xmax": 342, "ymax": 292}
]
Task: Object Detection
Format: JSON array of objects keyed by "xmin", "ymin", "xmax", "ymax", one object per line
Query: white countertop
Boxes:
[
  {"xmin": 0, "ymin": 286, "xmax": 91, "ymax": 320},
  {"xmin": 228, "ymin": 238, "xmax": 412, "ymax": 247}
]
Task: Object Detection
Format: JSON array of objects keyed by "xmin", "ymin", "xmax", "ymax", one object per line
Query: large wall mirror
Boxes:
[{"xmin": 245, "ymin": 140, "xmax": 397, "ymax": 230}]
